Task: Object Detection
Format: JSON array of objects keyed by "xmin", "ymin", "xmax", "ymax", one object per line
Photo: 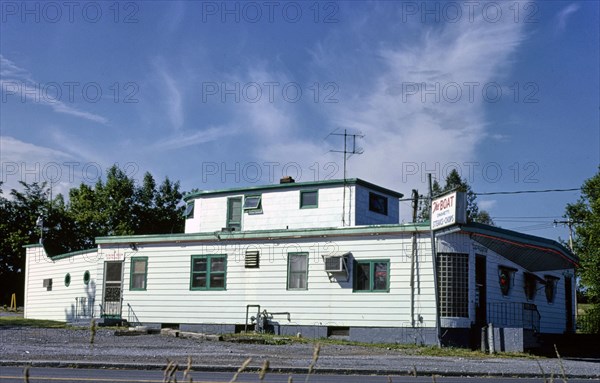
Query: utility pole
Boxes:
[
  {"xmin": 429, "ymin": 174, "xmax": 442, "ymax": 348},
  {"xmin": 554, "ymin": 219, "xmax": 575, "ymax": 252},
  {"xmin": 327, "ymin": 129, "xmax": 364, "ymax": 226},
  {"xmin": 411, "ymin": 189, "xmax": 419, "ymax": 223}
]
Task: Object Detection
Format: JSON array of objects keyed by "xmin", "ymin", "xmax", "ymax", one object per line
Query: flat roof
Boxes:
[{"xmin": 183, "ymin": 178, "xmax": 404, "ymax": 201}]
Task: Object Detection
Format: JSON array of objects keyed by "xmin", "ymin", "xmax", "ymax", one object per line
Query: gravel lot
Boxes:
[{"xmin": 1, "ymin": 326, "xmax": 599, "ymax": 378}]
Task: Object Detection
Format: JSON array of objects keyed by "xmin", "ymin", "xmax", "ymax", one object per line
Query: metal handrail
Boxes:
[
  {"xmin": 487, "ymin": 301, "xmax": 540, "ymax": 332},
  {"xmin": 127, "ymin": 303, "xmax": 142, "ymax": 327}
]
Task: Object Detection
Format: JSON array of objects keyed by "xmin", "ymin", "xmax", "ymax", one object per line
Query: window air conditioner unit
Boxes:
[{"xmin": 324, "ymin": 256, "xmax": 345, "ymax": 273}]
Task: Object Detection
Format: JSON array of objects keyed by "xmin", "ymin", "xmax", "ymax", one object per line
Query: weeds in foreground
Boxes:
[
  {"xmin": 304, "ymin": 343, "xmax": 320, "ymax": 383},
  {"xmin": 163, "ymin": 359, "xmax": 178, "ymax": 383},
  {"xmin": 183, "ymin": 356, "xmax": 193, "ymax": 383},
  {"xmin": 553, "ymin": 344, "xmax": 568, "ymax": 383},
  {"xmin": 258, "ymin": 360, "xmax": 270, "ymax": 381},
  {"xmin": 89, "ymin": 318, "xmax": 96, "ymax": 345},
  {"xmin": 229, "ymin": 357, "xmax": 252, "ymax": 383}
]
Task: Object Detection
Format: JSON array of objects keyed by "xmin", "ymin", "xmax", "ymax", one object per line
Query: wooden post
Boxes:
[{"xmin": 10, "ymin": 293, "xmax": 16, "ymax": 311}]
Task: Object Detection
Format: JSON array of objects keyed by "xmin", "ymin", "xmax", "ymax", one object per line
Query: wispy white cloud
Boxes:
[
  {"xmin": 557, "ymin": 3, "xmax": 580, "ymax": 32},
  {"xmin": 0, "ymin": 136, "xmax": 75, "ymax": 196},
  {"xmin": 478, "ymin": 199, "xmax": 497, "ymax": 211},
  {"xmin": 309, "ymin": 4, "xmax": 527, "ymax": 193},
  {"xmin": 0, "ymin": 55, "xmax": 108, "ymax": 124},
  {"xmin": 154, "ymin": 59, "xmax": 184, "ymax": 130},
  {"xmin": 151, "ymin": 126, "xmax": 233, "ymax": 151}
]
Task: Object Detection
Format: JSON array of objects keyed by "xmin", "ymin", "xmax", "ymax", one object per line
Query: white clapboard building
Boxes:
[{"xmin": 23, "ymin": 177, "xmax": 578, "ymax": 349}]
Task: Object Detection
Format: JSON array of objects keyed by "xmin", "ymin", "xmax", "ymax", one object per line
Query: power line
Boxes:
[{"xmin": 475, "ymin": 188, "xmax": 580, "ymax": 196}]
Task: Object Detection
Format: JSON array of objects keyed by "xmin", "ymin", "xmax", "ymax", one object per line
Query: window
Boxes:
[
  {"xmin": 227, "ymin": 197, "xmax": 242, "ymax": 231},
  {"xmin": 354, "ymin": 260, "xmax": 389, "ymax": 292},
  {"xmin": 545, "ymin": 275, "xmax": 559, "ymax": 303},
  {"xmin": 43, "ymin": 278, "xmax": 52, "ymax": 291},
  {"xmin": 287, "ymin": 253, "xmax": 308, "ymax": 290},
  {"xmin": 191, "ymin": 255, "xmax": 227, "ymax": 290},
  {"xmin": 83, "ymin": 270, "xmax": 90, "ymax": 285},
  {"xmin": 64, "ymin": 273, "xmax": 71, "ymax": 287},
  {"xmin": 300, "ymin": 190, "xmax": 318, "ymax": 209},
  {"xmin": 437, "ymin": 253, "xmax": 468, "ymax": 317},
  {"xmin": 368, "ymin": 192, "xmax": 388, "ymax": 215},
  {"xmin": 524, "ymin": 273, "xmax": 538, "ymax": 301},
  {"xmin": 498, "ymin": 266, "xmax": 517, "ymax": 296},
  {"xmin": 130, "ymin": 257, "xmax": 148, "ymax": 291},
  {"xmin": 184, "ymin": 201, "xmax": 194, "ymax": 219},
  {"xmin": 243, "ymin": 195, "xmax": 262, "ymax": 214}
]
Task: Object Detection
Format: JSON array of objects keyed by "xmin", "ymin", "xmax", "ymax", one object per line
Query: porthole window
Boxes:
[
  {"xmin": 83, "ymin": 270, "xmax": 90, "ymax": 285},
  {"xmin": 64, "ymin": 273, "xmax": 71, "ymax": 287}
]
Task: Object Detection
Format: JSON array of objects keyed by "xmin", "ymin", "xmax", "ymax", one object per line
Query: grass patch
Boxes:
[
  {"xmin": 223, "ymin": 332, "xmax": 535, "ymax": 359},
  {"xmin": 0, "ymin": 316, "xmax": 68, "ymax": 328}
]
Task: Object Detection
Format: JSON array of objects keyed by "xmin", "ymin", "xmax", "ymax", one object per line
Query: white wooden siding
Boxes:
[
  {"xmin": 24, "ymin": 246, "xmax": 99, "ymax": 322},
  {"xmin": 105, "ymin": 233, "xmax": 436, "ymax": 328},
  {"xmin": 484, "ymin": 248, "xmax": 572, "ymax": 334},
  {"xmin": 184, "ymin": 184, "xmax": 400, "ymax": 233},
  {"xmin": 354, "ymin": 185, "xmax": 400, "ymax": 225}
]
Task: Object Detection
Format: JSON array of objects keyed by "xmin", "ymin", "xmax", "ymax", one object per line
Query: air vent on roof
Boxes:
[
  {"xmin": 280, "ymin": 176, "xmax": 295, "ymax": 184},
  {"xmin": 245, "ymin": 250, "xmax": 260, "ymax": 268}
]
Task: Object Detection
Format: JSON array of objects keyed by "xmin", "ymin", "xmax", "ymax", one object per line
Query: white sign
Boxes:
[{"xmin": 431, "ymin": 191, "xmax": 466, "ymax": 230}]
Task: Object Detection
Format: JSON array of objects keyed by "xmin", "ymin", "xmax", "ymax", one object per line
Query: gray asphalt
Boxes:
[
  {"xmin": 0, "ymin": 327, "xmax": 598, "ymax": 379},
  {"xmin": 0, "ymin": 367, "xmax": 597, "ymax": 383}
]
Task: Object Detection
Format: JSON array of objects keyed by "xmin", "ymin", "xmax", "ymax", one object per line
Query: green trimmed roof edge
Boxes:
[
  {"xmin": 49, "ymin": 248, "xmax": 97, "ymax": 261},
  {"xmin": 96, "ymin": 223, "xmax": 429, "ymax": 244},
  {"xmin": 183, "ymin": 178, "xmax": 404, "ymax": 201}
]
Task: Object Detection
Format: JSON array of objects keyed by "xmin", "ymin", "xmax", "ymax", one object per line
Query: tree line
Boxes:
[{"xmin": 0, "ymin": 165, "xmax": 184, "ymax": 305}]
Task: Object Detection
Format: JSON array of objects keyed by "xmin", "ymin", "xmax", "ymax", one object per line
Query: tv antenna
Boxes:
[
  {"xmin": 327, "ymin": 128, "xmax": 364, "ymax": 180},
  {"xmin": 326, "ymin": 128, "xmax": 364, "ymax": 226}
]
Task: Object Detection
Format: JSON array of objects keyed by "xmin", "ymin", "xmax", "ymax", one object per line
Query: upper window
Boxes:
[
  {"xmin": 184, "ymin": 201, "xmax": 195, "ymax": 219},
  {"xmin": 191, "ymin": 255, "xmax": 227, "ymax": 290},
  {"xmin": 300, "ymin": 190, "xmax": 318, "ymax": 209},
  {"xmin": 243, "ymin": 195, "xmax": 262, "ymax": 213},
  {"xmin": 287, "ymin": 253, "xmax": 308, "ymax": 290},
  {"xmin": 354, "ymin": 260, "xmax": 389, "ymax": 292},
  {"xmin": 227, "ymin": 197, "xmax": 242, "ymax": 231},
  {"xmin": 368, "ymin": 192, "xmax": 388, "ymax": 215},
  {"xmin": 130, "ymin": 257, "xmax": 148, "ymax": 291}
]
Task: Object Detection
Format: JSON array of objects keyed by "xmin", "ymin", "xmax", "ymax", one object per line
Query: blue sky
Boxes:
[{"xmin": 1, "ymin": 1, "xmax": 598, "ymax": 242}]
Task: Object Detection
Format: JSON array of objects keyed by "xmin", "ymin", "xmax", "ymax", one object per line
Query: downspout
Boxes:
[
  {"xmin": 428, "ymin": 174, "xmax": 442, "ymax": 348},
  {"xmin": 410, "ymin": 230, "xmax": 417, "ymax": 327}
]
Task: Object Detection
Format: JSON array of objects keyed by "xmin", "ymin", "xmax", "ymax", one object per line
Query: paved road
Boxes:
[{"xmin": 0, "ymin": 366, "xmax": 596, "ymax": 383}]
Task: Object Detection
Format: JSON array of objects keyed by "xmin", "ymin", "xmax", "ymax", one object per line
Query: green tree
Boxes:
[
  {"xmin": 418, "ymin": 169, "xmax": 494, "ymax": 225},
  {"xmin": 566, "ymin": 168, "xmax": 600, "ymax": 307},
  {"xmin": 68, "ymin": 165, "xmax": 185, "ymax": 241},
  {"xmin": 0, "ymin": 181, "xmax": 76, "ymax": 304}
]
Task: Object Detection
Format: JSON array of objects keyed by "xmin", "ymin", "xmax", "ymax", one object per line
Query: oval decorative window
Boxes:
[
  {"xmin": 83, "ymin": 270, "xmax": 91, "ymax": 285},
  {"xmin": 64, "ymin": 273, "xmax": 71, "ymax": 287}
]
